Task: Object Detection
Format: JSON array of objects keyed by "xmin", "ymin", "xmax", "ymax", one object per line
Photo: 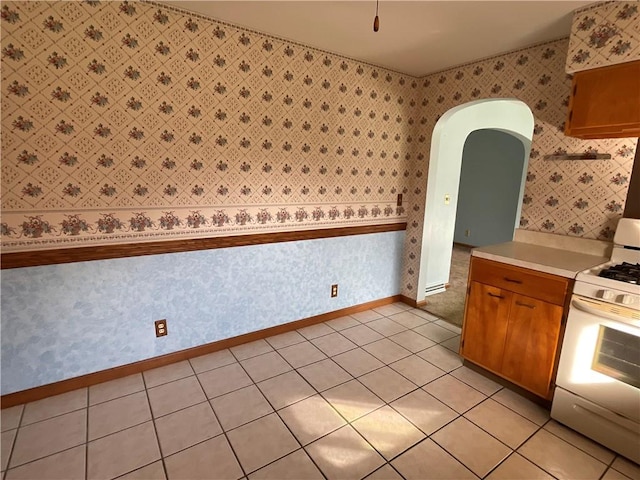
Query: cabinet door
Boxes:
[
  {"xmin": 461, "ymin": 281, "xmax": 511, "ymax": 373},
  {"xmin": 565, "ymin": 60, "xmax": 640, "ymax": 139},
  {"xmin": 501, "ymin": 293, "xmax": 564, "ymax": 398}
]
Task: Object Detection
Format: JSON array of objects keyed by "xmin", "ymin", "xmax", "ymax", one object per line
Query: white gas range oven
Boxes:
[{"xmin": 552, "ymin": 218, "xmax": 640, "ymax": 464}]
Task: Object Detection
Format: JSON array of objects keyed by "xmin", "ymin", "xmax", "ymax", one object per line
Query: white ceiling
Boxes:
[{"xmin": 159, "ymin": 1, "xmax": 594, "ymax": 77}]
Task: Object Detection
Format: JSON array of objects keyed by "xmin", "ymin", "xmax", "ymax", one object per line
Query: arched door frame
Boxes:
[{"xmin": 416, "ymin": 98, "xmax": 534, "ymax": 302}]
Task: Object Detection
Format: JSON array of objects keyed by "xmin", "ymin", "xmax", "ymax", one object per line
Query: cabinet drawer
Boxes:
[{"xmin": 470, "ymin": 257, "xmax": 569, "ymax": 306}]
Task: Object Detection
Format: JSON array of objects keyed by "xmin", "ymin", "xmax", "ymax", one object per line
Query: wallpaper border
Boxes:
[
  {"xmin": 1, "ymin": 204, "xmax": 408, "ymax": 253},
  {"xmin": 1, "ymin": 221, "xmax": 407, "ymax": 269}
]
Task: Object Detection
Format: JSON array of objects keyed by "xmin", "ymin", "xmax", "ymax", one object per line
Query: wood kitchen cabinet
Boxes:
[
  {"xmin": 564, "ymin": 60, "xmax": 640, "ymax": 139},
  {"xmin": 460, "ymin": 257, "xmax": 570, "ymax": 399}
]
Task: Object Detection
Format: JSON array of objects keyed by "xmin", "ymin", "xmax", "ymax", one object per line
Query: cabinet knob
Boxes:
[{"xmin": 515, "ymin": 301, "xmax": 536, "ymax": 309}]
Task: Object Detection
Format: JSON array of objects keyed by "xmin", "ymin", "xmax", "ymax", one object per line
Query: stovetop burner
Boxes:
[{"xmin": 598, "ymin": 262, "xmax": 640, "ymax": 285}]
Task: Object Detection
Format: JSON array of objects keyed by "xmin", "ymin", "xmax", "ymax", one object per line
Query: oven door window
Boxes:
[{"xmin": 592, "ymin": 326, "xmax": 640, "ymax": 388}]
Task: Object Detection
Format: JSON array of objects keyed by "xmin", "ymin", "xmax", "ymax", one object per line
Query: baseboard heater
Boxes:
[{"xmin": 425, "ymin": 284, "xmax": 446, "ymax": 296}]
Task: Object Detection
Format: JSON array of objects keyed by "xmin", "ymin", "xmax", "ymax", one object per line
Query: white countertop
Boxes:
[{"xmin": 472, "ymin": 241, "xmax": 608, "ymax": 278}]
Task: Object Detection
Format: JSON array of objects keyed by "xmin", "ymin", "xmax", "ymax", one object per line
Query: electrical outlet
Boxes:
[
  {"xmin": 465, "ymin": 229, "xmax": 471, "ymax": 237},
  {"xmin": 155, "ymin": 319, "xmax": 168, "ymax": 337},
  {"xmin": 331, "ymin": 284, "xmax": 338, "ymax": 298},
  {"xmin": 396, "ymin": 194, "xmax": 403, "ymax": 206}
]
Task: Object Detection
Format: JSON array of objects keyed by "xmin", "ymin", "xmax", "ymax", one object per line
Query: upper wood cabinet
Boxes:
[{"xmin": 564, "ymin": 60, "xmax": 640, "ymax": 139}]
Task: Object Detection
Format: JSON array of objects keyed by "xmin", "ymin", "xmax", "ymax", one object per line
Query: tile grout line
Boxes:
[
  {"xmin": 192, "ymin": 357, "xmax": 253, "ymax": 480},
  {"xmin": 402, "ymin": 436, "xmax": 480, "ymax": 479},
  {"xmin": 341, "ymin": 314, "xmax": 547, "ymax": 478},
  {"xmin": 291, "ymin": 379, "xmax": 404, "ymax": 477},
  {"xmin": 376, "ymin": 375, "xmax": 494, "ymax": 472},
  {"xmin": 288, "ymin": 316, "xmax": 468, "ymax": 476},
  {"xmin": 140, "ymin": 372, "xmax": 170, "ymax": 480},
  {"xmin": 87, "ymin": 384, "xmax": 147, "ymax": 408},
  {"xmin": 228, "ymin": 351, "xmax": 316, "ymax": 478},
  {"xmin": 3, "ymin": 445, "xmax": 89, "ymax": 478},
  {"xmin": 226, "ymin": 326, "xmax": 424, "ymax": 478},
  {"xmin": 456, "ymin": 398, "xmax": 535, "ymax": 478},
  {"xmin": 504, "ymin": 414, "xmax": 617, "ymax": 479},
  {"xmin": 506, "ymin": 418, "xmax": 562, "ymax": 480},
  {"xmin": 393, "ymin": 351, "xmax": 547, "ymax": 476},
  {"xmin": 2, "ymin": 404, "xmax": 26, "ymax": 480},
  {"xmin": 150, "ymin": 359, "xmax": 320, "ymax": 477},
  {"xmin": 84, "ymin": 388, "xmax": 89, "ymax": 480},
  {"xmin": 480, "ymin": 451, "xmax": 524, "ymax": 479},
  {"xmin": 84, "ymin": 389, "xmax": 168, "ymax": 444},
  {"xmin": 6, "ymin": 406, "xmax": 90, "ymax": 474},
  {"xmin": 486, "ymin": 388, "xmax": 550, "ymax": 426},
  {"xmin": 536, "ymin": 418, "xmax": 618, "ymax": 469},
  {"xmin": 598, "ymin": 457, "xmax": 628, "ymax": 480},
  {"xmin": 425, "ymin": 402, "xmax": 516, "ymax": 479},
  {"xmin": 124, "ymin": 404, "xmax": 223, "ymax": 468},
  {"xmin": 11, "ymin": 405, "xmax": 87, "ymax": 430},
  {"xmin": 256, "ymin": 409, "xmax": 330, "ymax": 478},
  {"xmin": 121, "ymin": 315, "xmax": 396, "ymax": 475},
  {"xmin": 144, "ymin": 369, "xmax": 198, "ymax": 391},
  {"xmin": 387, "ymin": 461, "xmax": 410, "ymax": 480},
  {"xmin": 84, "ymin": 409, "xmax": 178, "ymax": 444},
  {"xmin": 112, "ymin": 460, "xmax": 163, "ymax": 480}
]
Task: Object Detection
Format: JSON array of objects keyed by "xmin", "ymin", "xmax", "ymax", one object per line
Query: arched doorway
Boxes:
[{"xmin": 416, "ymin": 98, "xmax": 534, "ymax": 303}]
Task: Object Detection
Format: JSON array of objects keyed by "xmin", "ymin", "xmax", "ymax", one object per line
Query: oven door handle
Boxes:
[{"xmin": 571, "ymin": 297, "xmax": 635, "ymax": 324}]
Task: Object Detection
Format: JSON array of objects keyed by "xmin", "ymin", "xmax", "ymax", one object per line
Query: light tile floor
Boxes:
[{"xmin": 2, "ymin": 303, "xmax": 639, "ymax": 480}]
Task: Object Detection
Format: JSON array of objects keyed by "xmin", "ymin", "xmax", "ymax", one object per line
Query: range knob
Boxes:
[
  {"xmin": 600, "ymin": 290, "xmax": 615, "ymax": 300},
  {"xmin": 620, "ymin": 295, "xmax": 636, "ymax": 306}
]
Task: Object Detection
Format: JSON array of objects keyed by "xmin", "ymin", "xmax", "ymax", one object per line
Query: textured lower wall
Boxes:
[{"xmin": 1, "ymin": 230, "xmax": 404, "ymax": 394}]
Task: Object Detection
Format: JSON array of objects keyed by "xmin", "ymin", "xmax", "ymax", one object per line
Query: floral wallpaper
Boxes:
[
  {"xmin": 1, "ymin": 1, "xmax": 637, "ymax": 302},
  {"xmin": 400, "ymin": 37, "xmax": 637, "ymax": 298},
  {"xmin": 1, "ymin": 0, "xmax": 419, "ymax": 252},
  {"xmin": 566, "ymin": 1, "xmax": 639, "ymax": 73}
]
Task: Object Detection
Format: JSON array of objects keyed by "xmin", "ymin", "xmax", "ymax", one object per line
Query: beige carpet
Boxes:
[{"xmin": 421, "ymin": 244, "xmax": 471, "ymax": 327}]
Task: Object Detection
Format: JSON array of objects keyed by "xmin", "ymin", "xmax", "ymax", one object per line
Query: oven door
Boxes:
[{"xmin": 555, "ymin": 294, "xmax": 640, "ymax": 422}]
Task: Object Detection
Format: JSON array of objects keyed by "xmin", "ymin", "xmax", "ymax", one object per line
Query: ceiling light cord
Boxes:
[{"xmin": 373, "ymin": 0, "xmax": 380, "ymax": 32}]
